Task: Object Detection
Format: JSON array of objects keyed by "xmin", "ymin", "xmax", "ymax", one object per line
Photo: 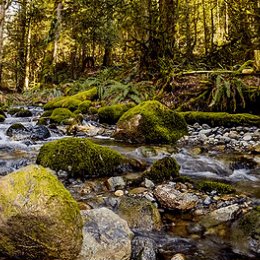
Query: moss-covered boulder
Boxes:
[
  {"xmin": 231, "ymin": 207, "xmax": 260, "ymax": 257},
  {"xmin": 98, "ymin": 103, "xmax": 134, "ymax": 124},
  {"xmin": 143, "ymin": 157, "xmax": 180, "ymax": 184},
  {"xmin": 15, "ymin": 108, "xmax": 32, "ymax": 117},
  {"xmin": 179, "ymin": 111, "xmax": 260, "ymax": 127},
  {"xmin": 0, "ymin": 165, "xmax": 83, "ymax": 260},
  {"xmin": 49, "ymin": 108, "xmax": 77, "ymax": 125},
  {"xmin": 44, "ymin": 87, "xmax": 97, "ymax": 111},
  {"xmin": 117, "ymin": 196, "xmax": 161, "ymax": 231},
  {"xmin": 78, "ymin": 100, "xmax": 92, "ymax": 114},
  {"xmin": 196, "ymin": 180, "xmax": 235, "ymax": 194},
  {"xmin": 36, "ymin": 137, "xmax": 125, "ymax": 179},
  {"xmin": 114, "ymin": 101, "xmax": 188, "ymax": 144}
]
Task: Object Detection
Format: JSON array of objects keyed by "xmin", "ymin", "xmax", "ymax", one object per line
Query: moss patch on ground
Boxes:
[
  {"xmin": 36, "ymin": 137, "xmax": 125, "ymax": 179},
  {"xmin": 114, "ymin": 100, "xmax": 188, "ymax": 144},
  {"xmin": 196, "ymin": 180, "xmax": 235, "ymax": 194},
  {"xmin": 98, "ymin": 103, "xmax": 134, "ymax": 124},
  {"xmin": 179, "ymin": 111, "xmax": 260, "ymax": 127}
]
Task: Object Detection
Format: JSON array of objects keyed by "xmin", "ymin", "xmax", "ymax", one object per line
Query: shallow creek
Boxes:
[{"xmin": 0, "ymin": 106, "xmax": 259, "ymax": 260}]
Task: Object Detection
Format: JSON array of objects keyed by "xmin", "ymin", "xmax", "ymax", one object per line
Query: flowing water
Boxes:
[{"xmin": 0, "ymin": 106, "xmax": 259, "ymax": 260}]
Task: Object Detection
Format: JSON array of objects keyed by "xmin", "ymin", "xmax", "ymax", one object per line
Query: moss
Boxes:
[
  {"xmin": 117, "ymin": 196, "xmax": 161, "ymax": 231},
  {"xmin": 72, "ymin": 87, "xmax": 97, "ymax": 101},
  {"xmin": 43, "ymin": 87, "xmax": 97, "ymax": 111},
  {"xmin": 78, "ymin": 100, "xmax": 92, "ymax": 114},
  {"xmin": 41, "ymin": 110, "xmax": 53, "ymax": 117},
  {"xmin": 179, "ymin": 111, "xmax": 260, "ymax": 127},
  {"xmin": 0, "ymin": 114, "xmax": 5, "ymax": 122},
  {"xmin": 143, "ymin": 157, "xmax": 180, "ymax": 184},
  {"xmin": 89, "ymin": 106, "xmax": 98, "ymax": 114},
  {"xmin": 49, "ymin": 108, "xmax": 76, "ymax": 125},
  {"xmin": 0, "ymin": 165, "xmax": 83, "ymax": 260},
  {"xmin": 36, "ymin": 137, "xmax": 125, "ymax": 179},
  {"xmin": 197, "ymin": 180, "xmax": 235, "ymax": 194},
  {"xmin": 98, "ymin": 103, "xmax": 134, "ymax": 124},
  {"xmin": 115, "ymin": 100, "xmax": 188, "ymax": 144}
]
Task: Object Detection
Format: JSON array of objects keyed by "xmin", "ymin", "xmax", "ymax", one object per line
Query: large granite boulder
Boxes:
[
  {"xmin": 0, "ymin": 165, "xmax": 83, "ymax": 260},
  {"xmin": 113, "ymin": 101, "xmax": 187, "ymax": 144}
]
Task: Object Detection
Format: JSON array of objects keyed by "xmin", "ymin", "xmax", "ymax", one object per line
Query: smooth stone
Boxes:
[
  {"xmin": 115, "ymin": 190, "xmax": 124, "ymax": 197},
  {"xmin": 243, "ymin": 135, "xmax": 252, "ymax": 141}
]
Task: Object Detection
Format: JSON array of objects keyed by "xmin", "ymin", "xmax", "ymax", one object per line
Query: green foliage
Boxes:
[
  {"xmin": 179, "ymin": 111, "xmax": 260, "ymax": 127},
  {"xmin": 97, "ymin": 80, "xmax": 143, "ymax": 104},
  {"xmin": 209, "ymin": 72, "xmax": 259, "ymax": 112},
  {"xmin": 197, "ymin": 180, "xmax": 235, "ymax": 194},
  {"xmin": 36, "ymin": 137, "xmax": 125, "ymax": 179},
  {"xmin": 0, "ymin": 115, "xmax": 5, "ymax": 122},
  {"xmin": 143, "ymin": 157, "xmax": 180, "ymax": 184}
]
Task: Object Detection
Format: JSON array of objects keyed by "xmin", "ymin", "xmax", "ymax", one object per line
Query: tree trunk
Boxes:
[
  {"xmin": 16, "ymin": 0, "xmax": 28, "ymax": 93},
  {"xmin": 0, "ymin": 1, "xmax": 6, "ymax": 89}
]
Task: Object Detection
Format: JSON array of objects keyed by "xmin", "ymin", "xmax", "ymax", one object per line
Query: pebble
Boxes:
[
  {"xmin": 114, "ymin": 190, "xmax": 124, "ymax": 197},
  {"xmin": 171, "ymin": 253, "xmax": 186, "ymax": 260},
  {"xmin": 177, "ymin": 123, "xmax": 260, "ymax": 152}
]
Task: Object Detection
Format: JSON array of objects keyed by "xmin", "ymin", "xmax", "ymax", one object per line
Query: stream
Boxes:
[{"xmin": 0, "ymin": 106, "xmax": 259, "ymax": 260}]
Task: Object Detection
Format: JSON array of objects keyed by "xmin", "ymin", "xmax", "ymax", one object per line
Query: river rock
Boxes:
[
  {"xmin": 106, "ymin": 176, "xmax": 126, "ymax": 191},
  {"xmin": 6, "ymin": 123, "xmax": 29, "ymax": 138},
  {"xmin": 200, "ymin": 204, "xmax": 241, "ymax": 228},
  {"xmin": 230, "ymin": 207, "xmax": 260, "ymax": 257},
  {"xmin": 131, "ymin": 236, "xmax": 157, "ymax": 260},
  {"xmin": 31, "ymin": 125, "xmax": 51, "ymax": 140},
  {"xmin": 154, "ymin": 183, "xmax": 198, "ymax": 210},
  {"xmin": 79, "ymin": 207, "xmax": 133, "ymax": 260},
  {"xmin": 0, "ymin": 165, "xmax": 83, "ymax": 260},
  {"xmin": 117, "ymin": 196, "xmax": 161, "ymax": 231}
]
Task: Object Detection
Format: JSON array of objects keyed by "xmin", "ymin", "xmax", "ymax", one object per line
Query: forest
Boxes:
[
  {"xmin": 0, "ymin": 1, "xmax": 260, "ymax": 260},
  {"xmin": 0, "ymin": 0, "xmax": 259, "ymax": 113}
]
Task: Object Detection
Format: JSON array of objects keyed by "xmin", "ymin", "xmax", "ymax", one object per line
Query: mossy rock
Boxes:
[
  {"xmin": 44, "ymin": 87, "xmax": 97, "ymax": 111},
  {"xmin": 143, "ymin": 157, "xmax": 180, "ymax": 184},
  {"xmin": 0, "ymin": 165, "xmax": 83, "ymax": 260},
  {"xmin": 179, "ymin": 111, "xmax": 260, "ymax": 127},
  {"xmin": 78, "ymin": 100, "xmax": 92, "ymax": 114},
  {"xmin": 7, "ymin": 107, "xmax": 21, "ymax": 115},
  {"xmin": 49, "ymin": 108, "xmax": 77, "ymax": 125},
  {"xmin": 231, "ymin": 207, "xmax": 260, "ymax": 257},
  {"xmin": 36, "ymin": 137, "xmax": 125, "ymax": 179},
  {"xmin": 114, "ymin": 101, "xmax": 188, "ymax": 144},
  {"xmin": 6, "ymin": 123, "xmax": 28, "ymax": 137},
  {"xmin": 72, "ymin": 87, "xmax": 97, "ymax": 101},
  {"xmin": 89, "ymin": 106, "xmax": 98, "ymax": 114},
  {"xmin": 117, "ymin": 196, "xmax": 161, "ymax": 231},
  {"xmin": 196, "ymin": 180, "xmax": 235, "ymax": 194},
  {"xmin": 0, "ymin": 114, "xmax": 5, "ymax": 122},
  {"xmin": 98, "ymin": 103, "xmax": 134, "ymax": 124},
  {"xmin": 15, "ymin": 109, "xmax": 32, "ymax": 117}
]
